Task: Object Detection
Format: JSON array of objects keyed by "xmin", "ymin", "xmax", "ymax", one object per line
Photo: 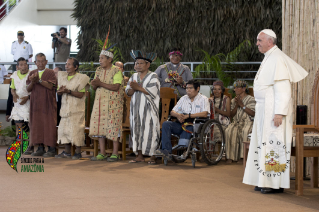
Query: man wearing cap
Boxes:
[
  {"xmin": 155, "ymin": 47, "xmax": 193, "ymax": 99},
  {"xmin": 243, "ymin": 29, "xmax": 308, "ymax": 194},
  {"xmin": 11, "ymin": 31, "xmax": 33, "ymax": 72},
  {"xmin": 126, "ymin": 50, "xmax": 160, "ymax": 164}
]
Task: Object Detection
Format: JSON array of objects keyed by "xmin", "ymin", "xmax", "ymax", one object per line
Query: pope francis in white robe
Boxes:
[{"xmin": 243, "ymin": 29, "xmax": 308, "ymax": 192}]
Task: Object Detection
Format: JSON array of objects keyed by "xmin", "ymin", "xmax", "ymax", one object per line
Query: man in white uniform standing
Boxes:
[
  {"xmin": 243, "ymin": 29, "xmax": 308, "ymax": 194},
  {"xmin": 11, "ymin": 31, "xmax": 33, "ymax": 71}
]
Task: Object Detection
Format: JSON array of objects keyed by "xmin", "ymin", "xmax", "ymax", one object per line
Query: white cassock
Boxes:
[{"xmin": 243, "ymin": 45, "xmax": 308, "ymax": 189}]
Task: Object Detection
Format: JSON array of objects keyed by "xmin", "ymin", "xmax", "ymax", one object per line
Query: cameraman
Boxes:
[{"xmin": 51, "ymin": 27, "xmax": 71, "ymax": 70}]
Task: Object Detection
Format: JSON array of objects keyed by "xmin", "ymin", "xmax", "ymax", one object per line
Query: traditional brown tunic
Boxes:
[{"xmin": 26, "ymin": 69, "xmax": 57, "ymax": 146}]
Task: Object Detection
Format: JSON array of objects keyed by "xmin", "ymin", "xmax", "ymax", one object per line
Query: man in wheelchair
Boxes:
[{"xmin": 155, "ymin": 80, "xmax": 210, "ymax": 160}]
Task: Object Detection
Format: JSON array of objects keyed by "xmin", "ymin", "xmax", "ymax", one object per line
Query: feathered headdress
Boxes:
[
  {"xmin": 130, "ymin": 50, "xmax": 157, "ymax": 63},
  {"xmin": 100, "ymin": 25, "xmax": 117, "ymax": 58}
]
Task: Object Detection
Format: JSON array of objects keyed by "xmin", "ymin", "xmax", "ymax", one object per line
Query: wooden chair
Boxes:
[
  {"xmin": 160, "ymin": 87, "xmax": 177, "ymax": 128},
  {"xmin": 3, "ymin": 78, "xmax": 11, "ymax": 84},
  {"xmin": 248, "ymin": 88, "xmax": 254, "ymax": 97},
  {"xmin": 292, "ymin": 70, "xmax": 319, "ymax": 196},
  {"xmin": 119, "ymin": 93, "xmax": 133, "ymax": 160},
  {"xmin": 224, "ymin": 88, "xmax": 232, "ymax": 100}
]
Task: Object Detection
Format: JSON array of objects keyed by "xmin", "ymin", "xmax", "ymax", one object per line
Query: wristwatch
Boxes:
[
  {"xmin": 242, "ymin": 106, "xmax": 246, "ymax": 110},
  {"xmin": 69, "ymin": 90, "xmax": 72, "ymax": 94},
  {"xmin": 38, "ymin": 79, "xmax": 42, "ymax": 83}
]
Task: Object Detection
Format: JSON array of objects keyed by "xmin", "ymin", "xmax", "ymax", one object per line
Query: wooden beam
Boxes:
[{"xmin": 295, "ymin": 127, "xmax": 304, "ymax": 196}]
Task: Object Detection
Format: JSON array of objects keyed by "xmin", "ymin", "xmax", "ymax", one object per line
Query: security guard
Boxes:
[{"xmin": 11, "ymin": 31, "xmax": 33, "ymax": 72}]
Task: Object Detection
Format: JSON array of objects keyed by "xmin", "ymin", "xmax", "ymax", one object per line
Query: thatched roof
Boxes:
[{"xmin": 72, "ymin": 0, "xmax": 281, "ymax": 63}]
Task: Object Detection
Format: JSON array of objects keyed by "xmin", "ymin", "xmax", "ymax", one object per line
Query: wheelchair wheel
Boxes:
[{"xmin": 199, "ymin": 119, "xmax": 225, "ymax": 165}]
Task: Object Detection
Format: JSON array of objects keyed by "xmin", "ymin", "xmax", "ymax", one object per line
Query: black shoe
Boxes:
[
  {"xmin": 43, "ymin": 146, "xmax": 56, "ymax": 157},
  {"xmin": 31, "ymin": 147, "xmax": 46, "ymax": 156},
  {"xmin": 24, "ymin": 146, "xmax": 34, "ymax": 155},
  {"xmin": 254, "ymin": 186, "xmax": 262, "ymax": 191},
  {"xmin": 261, "ymin": 188, "xmax": 284, "ymax": 194},
  {"xmin": 155, "ymin": 149, "xmax": 170, "ymax": 156}
]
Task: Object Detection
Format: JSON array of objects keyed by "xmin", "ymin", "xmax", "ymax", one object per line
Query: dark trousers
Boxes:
[{"xmin": 161, "ymin": 121, "xmax": 193, "ymax": 153}]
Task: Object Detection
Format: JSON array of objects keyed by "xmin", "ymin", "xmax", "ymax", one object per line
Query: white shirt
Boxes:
[
  {"xmin": 11, "ymin": 40, "xmax": 33, "ymax": 61},
  {"xmin": 173, "ymin": 93, "xmax": 210, "ymax": 115},
  {"xmin": 0, "ymin": 65, "xmax": 8, "ymax": 84}
]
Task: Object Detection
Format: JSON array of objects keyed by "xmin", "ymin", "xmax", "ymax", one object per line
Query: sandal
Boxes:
[
  {"xmin": 148, "ymin": 160, "xmax": 157, "ymax": 165},
  {"xmin": 129, "ymin": 159, "xmax": 145, "ymax": 163},
  {"xmin": 91, "ymin": 153, "xmax": 107, "ymax": 161},
  {"xmin": 107, "ymin": 154, "xmax": 120, "ymax": 162}
]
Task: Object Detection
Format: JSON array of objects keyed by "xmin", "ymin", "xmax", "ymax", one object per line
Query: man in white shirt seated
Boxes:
[
  {"xmin": 156, "ymin": 79, "xmax": 210, "ymax": 156},
  {"xmin": 0, "ymin": 64, "xmax": 10, "ymax": 84}
]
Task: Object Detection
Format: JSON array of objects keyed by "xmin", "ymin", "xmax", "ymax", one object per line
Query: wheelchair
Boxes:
[{"xmin": 160, "ymin": 115, "xmax": 225, "ymax": 168}]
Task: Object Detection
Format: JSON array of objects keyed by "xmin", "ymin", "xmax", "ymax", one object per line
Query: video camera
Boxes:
[
  {"xmin": 51, "ymin": 32, "xmax": 60, "ymax": 43},
  {"xmin": 51, "ymin": 32, "xmax": 60, "ymax": 37}
]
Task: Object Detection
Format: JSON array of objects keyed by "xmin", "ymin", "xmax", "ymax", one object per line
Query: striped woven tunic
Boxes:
[{"xmin": 125, "ymin": 72, "xmax": 160, "ymax": 156}]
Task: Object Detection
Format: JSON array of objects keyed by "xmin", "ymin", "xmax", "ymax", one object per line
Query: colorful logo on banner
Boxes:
[
  {"xmin": 6, "ymin": 126, "xmax": 44, "ymax": 173},
  {"xmin": 6, "ymin": 127, "xmax": 29, "ymax": 172}
]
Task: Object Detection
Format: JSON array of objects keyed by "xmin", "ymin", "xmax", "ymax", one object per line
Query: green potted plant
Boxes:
[
  {"xmin": 1, "ymin": 126, "xmax": 16, "ymax": 146},
  {"xmin": 194, "ymin": 40, "xmax": 251, "ymax": 87}
]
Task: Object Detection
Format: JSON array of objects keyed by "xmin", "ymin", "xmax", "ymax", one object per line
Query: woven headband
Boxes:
[
  {"xmin": 233, "ymin": 80, "xmax": 248, "ymax": 89},
  {"xmin": 100, "ymin": 50, "xmax": 114, "ymax": 58},
  {"xmin": 169, "ymin": 51, "xmax": 183, "ymax": 56},
  {"xmin": 213, "ymin": 80, "xmax": 224, "ymax": 88}
]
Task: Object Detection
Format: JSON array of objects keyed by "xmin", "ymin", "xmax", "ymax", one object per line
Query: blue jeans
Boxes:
[{"xmin": 161, "ymin": 121, "xmax": 193, "ymax": 153}]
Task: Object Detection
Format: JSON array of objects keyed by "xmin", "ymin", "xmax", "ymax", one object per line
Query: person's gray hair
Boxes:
[
  {"xmin": 35, "ymin": 53, "xmax": 46, "ymax": 61},
  {"xmin": 266, "ymin": 34, "xmax": 277, "ymax": 45}
]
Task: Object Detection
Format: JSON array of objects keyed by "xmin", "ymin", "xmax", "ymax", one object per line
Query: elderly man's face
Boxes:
[
  {"xmin": 169, "ymin": 53, "xmax": 182, "ymax": 64},
  {"xmin": 65, "ymin": 58, "xmax": 77, "ymax": 75},
  {"xmin": 134, "ymin": 59, "xmax": 150, "ymax": 73},
  {"xmin": 35, "ymin": 56, "xmax": 47, "ymax": 70},
  {"xmin": 256, "ymin": 32, "xmax": 273, "ymax": 54},
  {"xmin": 99, "ymin": 55, "xmax": 112, "ymax": 68},
  {"xmin": 234, "ymin": 87, "xmax": 246, "ymax": 95}
]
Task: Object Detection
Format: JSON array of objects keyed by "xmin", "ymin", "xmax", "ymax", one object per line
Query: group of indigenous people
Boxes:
[
  {"xmin": 208, "ymin": 79, "xmax": 256, "ymax": 164},
  {"xmin": 7, "ymin": 28, "xmax": 310, "ymax": 195}
]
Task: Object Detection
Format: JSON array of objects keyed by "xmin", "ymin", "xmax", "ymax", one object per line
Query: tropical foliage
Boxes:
[
  {"xmin": 194, "ymin": 40, "xmax": 251, "ymax": 87},
  {"xmin": 72, "ymin": 0, "xmax": 282, "ymax": 63}
]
